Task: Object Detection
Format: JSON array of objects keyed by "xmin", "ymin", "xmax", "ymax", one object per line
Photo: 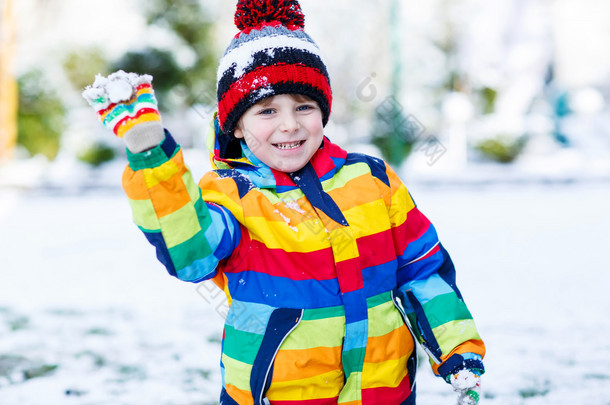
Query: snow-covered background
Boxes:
[
  {"xmin": 1, "ymin": 159, "xmax": 609, "ymax": 404},
  {"xmin": 2, "ymin": 0, "xmax": 610, "ymax": 404}
]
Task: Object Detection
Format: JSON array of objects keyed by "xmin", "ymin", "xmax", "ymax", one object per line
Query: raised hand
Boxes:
[
  {"xmin": 82, "ymin": 70, "xmax": 165, "ymax": 153},
  {"xmin": 447, "ymin": 369, "xmax": 482, "ymax": 405}
]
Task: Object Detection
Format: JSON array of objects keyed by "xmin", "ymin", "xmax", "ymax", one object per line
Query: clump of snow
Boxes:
[
  {"xmin": 250, "ymin": 77, "xmax": 269, "ymax": 88},
  {"xmin": 106, "ymin": 78, "xmax": 134, "ymax": 104},
  {"xmin": 282, "ymin": 200, "xmax": 305, "ymax": 214},
  {"xmin": 457, "ymin": 393, "xmax": 479, "ymax": 405},
  {"xmin": 448, "ymin": 370, "xmax": 481, "ymax": 405},
  {"xmin": 450, "ymin": 369, "xmax": 480, "ymax": 390},
  {"xmin": 82, "ymin": 70, "xmax": 153, "ymax": 110},
  {"xmin": 254, "ymin": 86, "xmax": 274, "ymax": 99},
  {"xmin": 273, "ymin": 209, "xmax": 298, "ymax": 232}
]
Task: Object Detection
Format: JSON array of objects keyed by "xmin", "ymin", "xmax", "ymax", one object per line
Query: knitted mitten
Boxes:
[
  {"xmin": 82, "ymin": 70, "xmax": 165, "ymax": 153},
  {"xmin": 447, "ymin": 369, "xmax": 482, "ymax": 405}
]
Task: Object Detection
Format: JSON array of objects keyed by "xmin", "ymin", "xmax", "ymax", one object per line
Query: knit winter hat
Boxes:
[{"xmin": 216, "ymin": 0, "xmax": 332, "ymax": 136}]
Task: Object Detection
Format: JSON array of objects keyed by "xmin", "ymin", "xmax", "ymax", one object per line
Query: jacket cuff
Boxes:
[
  {"xmin": 123, "ymin": 122, "xmax": 166, "ymax": 154},
  {"xmin": 438, "ymin": 352, "xmax": 485, "ymax": 381},
  {"xmin": 126, "ymin": 130, "xmax": 178, "ymax": 171}
]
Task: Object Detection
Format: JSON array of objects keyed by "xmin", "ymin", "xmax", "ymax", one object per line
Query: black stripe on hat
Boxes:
[
  {"xmin": 217, "ymin": 47, "xmax": 330, "ymax": 101},
  {"xmin": 222, "ymin": 81, "xmax": 332, "ymax": 137}
]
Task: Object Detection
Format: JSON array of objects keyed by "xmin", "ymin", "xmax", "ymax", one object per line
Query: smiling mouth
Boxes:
[{"xmin": 273, "ymin": 141, "xmax": 304, "ymax": 150}]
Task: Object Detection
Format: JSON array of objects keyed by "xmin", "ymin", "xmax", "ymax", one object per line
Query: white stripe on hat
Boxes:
[{"xmin": 217, "ymin": 34, "xmax": 322, "ymax": 82}]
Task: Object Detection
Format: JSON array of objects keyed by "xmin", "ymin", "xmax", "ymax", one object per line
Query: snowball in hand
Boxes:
[
  {"xmin": 451, "ymin": 369, "xmax": 480, "ymax": 390},
  {"xmin": 107, "ymin": 77, "xmax": 135, "ymax": 104},
  {"xmin": 449, "ymin": 370, "xmax": 481, "ymax": 405},
  {"xmin": 82, "ymin": 70, "xmax": 153, "ymax": 111}
]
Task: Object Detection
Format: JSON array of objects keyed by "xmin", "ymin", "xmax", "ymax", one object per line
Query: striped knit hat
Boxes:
[{"xmin": 216, "ymin": 0, "xmax": 332, "ymax": 136}]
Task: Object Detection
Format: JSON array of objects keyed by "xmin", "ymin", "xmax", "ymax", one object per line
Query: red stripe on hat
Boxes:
[{"xmin": 218, "ymin": 63, "xmax": 331, "ymax": 126}]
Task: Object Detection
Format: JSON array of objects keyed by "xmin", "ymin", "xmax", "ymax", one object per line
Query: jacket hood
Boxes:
[{"xmin": 206, "ymin": 112, "xmax": 347, "ymax": 192}]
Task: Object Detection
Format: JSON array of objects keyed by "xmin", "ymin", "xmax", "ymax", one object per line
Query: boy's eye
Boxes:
[
  {"xmin": 258, "ymin": 108, "xmax": 275, "ymax": 115},
  {"xmin": 297, "ymin": 104, "xmax": 315, "ymax": 111}
]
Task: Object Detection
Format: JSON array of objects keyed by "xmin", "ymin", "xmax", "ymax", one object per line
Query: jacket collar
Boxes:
[{"xmin": 207, "ymin": 113, "xmax": 347, "ymax": 192}]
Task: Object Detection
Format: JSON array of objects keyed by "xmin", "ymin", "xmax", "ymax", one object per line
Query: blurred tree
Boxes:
[
  {"xmin": 0, "ymin": 0, "xmax": 18, "ymax": 160},
  {"xmin": 111, "ymin": 48, "xmax": 183, "ymax": 111},
  {"xmin": 112, "ymin": 0, "xmax": 218, "ymax": 112},
  {"xmin": 370, "ymin": 0, "xmax": 416, "ymax": 167},
  {"xmin": 475, "ymin": 135, "xmax": 527, "ymax": 163},
  {"xmin": 77, "ymin": 142, "xmax": 116, "ymax": 167},
  {"xmin": 479, "ymin": 87, "xmax": 498, "ymax": 115},
  {"xmin": 371, "ymin": 99, "xmax": 415, "ymax": 167},
  {"xmin": 62, "ymin": 47, "xmax": 109, "ymax": 90},
  {"xmin": 17, "ymin": 70, "xmax": 66, "ymax": 160},
  {"xmin": 436, "ymin": 0, "xmax": 464, "ymax": 94}
]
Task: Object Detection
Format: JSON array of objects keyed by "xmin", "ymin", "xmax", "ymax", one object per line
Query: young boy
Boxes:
[{"xmin": 83, "ymin": 1, "xmax": 485, "ymax": 404}]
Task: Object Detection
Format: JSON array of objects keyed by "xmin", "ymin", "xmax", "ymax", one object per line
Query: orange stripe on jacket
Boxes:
[
  {"xmin": 271, "ymin": 345, "xmax": 343, "ymax": 382},
  {"xmin": 364, "ymin": 325, "xmax": 414, "ymax": 363},
  {"xmin": 225, "ymin": 384, "xmax": 254, "ymax": 405},
  {"xmin": 431, "ymin": 339, "xmax": 486, "ymax": 375},
  {"xmin": 123, "ymin": 167, "xmax": 149, "ymax": 200}
]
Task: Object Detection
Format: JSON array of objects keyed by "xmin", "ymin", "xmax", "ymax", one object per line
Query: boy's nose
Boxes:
[{"xmin": 279, "ymin": 112, "xmax": 299, "ymax": 133}]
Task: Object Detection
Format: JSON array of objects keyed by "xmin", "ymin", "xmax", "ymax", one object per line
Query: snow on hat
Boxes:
[{"xmin": 216, "ymin": 0, "xmax": 332, "ymax": 136}]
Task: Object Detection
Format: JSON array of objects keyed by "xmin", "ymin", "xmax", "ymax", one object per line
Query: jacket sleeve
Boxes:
[
  {"xmin": 121, "ymin": 132, "xmax": 241, "ymax": 283},
  {"xmin": 384, "ymin": 164, "xmax": 485, "ymax": 379}
]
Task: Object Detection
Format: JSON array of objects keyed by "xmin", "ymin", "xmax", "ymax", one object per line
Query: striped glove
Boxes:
[
  {"xmin": 447, "ymin": 369, "xmax": 482, "ymax": 405},
  {"xmin": 82, "ymin": 70, "xmax": 165, "ymax": 153}
]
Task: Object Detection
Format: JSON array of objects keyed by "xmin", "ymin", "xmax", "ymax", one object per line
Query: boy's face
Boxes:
[{"xmin": 234, "ymin": 94, "xmax": 324, "ymax": 173}]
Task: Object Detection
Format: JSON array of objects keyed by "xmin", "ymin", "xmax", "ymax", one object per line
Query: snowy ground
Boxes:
[{"xmin": 1, "ymin": 160, "xmax": 609, "ymax": 404}]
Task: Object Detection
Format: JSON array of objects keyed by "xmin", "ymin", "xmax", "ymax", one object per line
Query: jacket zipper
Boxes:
[
  {"xmin": 405, "ymin": 290, "xmax": 443, "ymax": 364},
  {"xmin": 259, "ymin": 309, "xmax": 304, "ymax": 404},
  {"xmin": 391, "ymin": 290, "xmax": 419, "ymax": 392}
]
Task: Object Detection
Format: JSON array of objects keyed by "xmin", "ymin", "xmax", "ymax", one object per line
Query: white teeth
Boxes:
[{"xmin": 275, "ymin": 141, "xmax": 303, "ymax": 150}]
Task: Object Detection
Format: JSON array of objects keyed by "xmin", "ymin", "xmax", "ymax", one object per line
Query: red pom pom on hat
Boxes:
[
  {"xmin": 235, "ymin": 0, "xmax": 305, "ymax": 30},
  {"xmin": 217, "ymin": 0, "xmax": 331, "ymax": 138}
]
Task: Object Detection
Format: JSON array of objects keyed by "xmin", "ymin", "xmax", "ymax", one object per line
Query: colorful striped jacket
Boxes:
[{"xmin": 122, "ymin": 116, "xmax": 485, "ymax": 404}]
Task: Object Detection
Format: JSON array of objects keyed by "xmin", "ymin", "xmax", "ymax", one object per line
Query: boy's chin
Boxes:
[{"xmin": 270, "ymin": 161, "xmax": 307, "ymax": 173}]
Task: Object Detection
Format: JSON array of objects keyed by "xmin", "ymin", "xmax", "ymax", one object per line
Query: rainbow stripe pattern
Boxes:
[
  {"xmin": 96, "ymin": 83, "xmax": 161, "ymax": 138},
  {"xmin": 121, "ymin": 115, "xmax": 485, "ymax": 404}
]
